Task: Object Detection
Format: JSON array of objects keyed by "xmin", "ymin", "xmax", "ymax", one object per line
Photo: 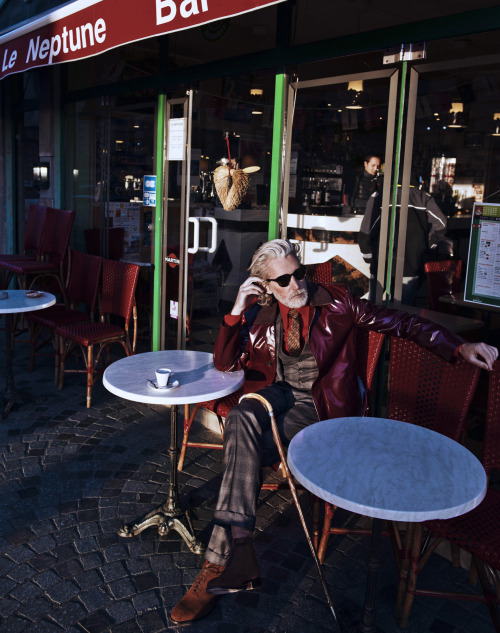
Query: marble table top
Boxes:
[
  {"xmin": 288, "ymin": 417, "xmax": 487, "ymax": 522},
  {"xmin": 103, "ymin": 350, "xmax": 244, "ymax": 405},
  {"xmin": 0, "ymin": 290, "xmax": 56, "ymax": 314}
]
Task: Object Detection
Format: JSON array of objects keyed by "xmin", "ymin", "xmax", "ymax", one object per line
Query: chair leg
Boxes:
[
  {"xmin": 309, "ymin": 493, "xmax": 321, "ymax": 551},
  {"xmin": 53, "ymin": 334, "xmax": 60, "ymax": 386},
  {"xmin": 86, "ymin": 345, "xmax": 94, "ymax": 408},
  {"xmin": 58, "ymin": 339, "xmax": 67, "ymax": 391},
  {"xmin": 178, "ymin": 403, "xmax": 196, "ymax": 471},
  {"xmin": 318, "ymin": 502, "xmax": 335, "ymax": 564},
  {"xmin": 473, "ymin": 557, "xmax": 500, "ymax": 633}
]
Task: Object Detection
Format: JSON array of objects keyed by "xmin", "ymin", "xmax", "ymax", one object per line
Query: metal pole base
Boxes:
[{"xmin": 118, "ymin": 503, "xmax": 206, "ymax": 554}]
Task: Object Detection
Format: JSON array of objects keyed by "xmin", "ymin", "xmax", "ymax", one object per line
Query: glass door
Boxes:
[
  {"xmin": 162, "ymin": 73, "xmax": 276, "ymax": 353},
  {"xmin": 282, "ymin": 69, "xmax": 399, "ymax": 301}
]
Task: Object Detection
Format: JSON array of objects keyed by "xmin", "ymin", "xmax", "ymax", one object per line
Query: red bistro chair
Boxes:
[
  {"xmin": 26, "ymin": 251, "xmax": 102, "ymax": 384},
  {"xmin": 386, "ymin": 337, "xmax": 482, "ymax": 617},
  {"xmin": 56, "ymin": 259, "xmax": 140, "ymax": 408},
  {"xmin": 424, "ymin": 259, "xmax": 462, "ymax": 312},
  {"xmin": 399, "ymin": 360, "xmax": 500, "ymax": 631},
  {"xmin": 0, "ymin": 204, "xmax": 47, "ymax": 264},
  {"xmin": 316, "ymin": 328, "xmax": 386, "ymax": 562},
  {"xmin": 0, "ymin": 207, "xmax": 75, "ymax": 294},
  {"xmin": 0, "ymin": 205, "xmax": 47, "ymax": 286}
]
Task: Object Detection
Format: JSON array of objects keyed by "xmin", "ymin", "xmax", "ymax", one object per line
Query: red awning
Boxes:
[{"xmin": 0, "ymin": 0, "xmax": 285, "ymax": 80}]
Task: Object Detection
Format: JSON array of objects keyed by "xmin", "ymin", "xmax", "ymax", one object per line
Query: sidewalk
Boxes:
[{"xmin": 0, "ymin": 333, "xmax": 495, "ymax": 632}]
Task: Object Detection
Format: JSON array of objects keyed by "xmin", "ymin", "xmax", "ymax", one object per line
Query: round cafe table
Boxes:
[
  {"xmin": 103, "ymin": 350, "xmax": 244, "ymax": 553},
  {"xmin": 287, "ymin": 417, "xmax": 487, "ymax": 633},
  {"xmin": 0, "ymin": 289, "xmax": 56, "ymax": 419}
]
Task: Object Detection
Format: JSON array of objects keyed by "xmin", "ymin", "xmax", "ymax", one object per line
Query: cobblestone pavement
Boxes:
[{"xmin": 0, "ymin": 333, "xmax": 495, "ymax": 632}]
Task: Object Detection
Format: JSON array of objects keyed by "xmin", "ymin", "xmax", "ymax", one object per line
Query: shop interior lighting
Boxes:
[
  {"xmin": 250, "ymin": 88, "xmax": 263, "ymax": 96},
  {"xmin": 491, "ymin": 112, "xmax": 500, "ymax": 136},
  {"xmin": 346, "ymin": 80, "xmax": 363, "ymax": 109},
  {"xmin": 33, "ymin": 162, "xmax": 50, "ymax": 189},
  {"xmin": 448, "ymin": 102, "xmax": 466, "ymax": 128}
]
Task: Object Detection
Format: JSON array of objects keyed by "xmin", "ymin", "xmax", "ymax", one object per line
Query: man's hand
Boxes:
[
  {"xmin": 458, "ymin": 342, "xmax": 498, "ymax": 371},
  {"xmin": 231, "ymin": 276, "xmax": 268, "ymax": 316}
]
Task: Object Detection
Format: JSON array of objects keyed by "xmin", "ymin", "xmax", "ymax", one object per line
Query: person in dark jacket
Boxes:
[
  {"xmin": 358, "ymin": 185, "xmax": 453, "ymax": 304},
  {"xmin": 170, "ymin": 239, "xmax": 497, "ymax": 624},
  {"xmin": 344, "ymin": 154, "xmax": 381, "ymax": 214}
]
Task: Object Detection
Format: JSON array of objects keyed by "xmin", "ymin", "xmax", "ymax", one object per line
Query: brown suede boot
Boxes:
[
  {"xmin": 206, "ymin": 536, "xmax": 261, "ymax": 595},
  {"xmin": 170, "ymin": 560, "xmax": 225, "ymax": 623}
]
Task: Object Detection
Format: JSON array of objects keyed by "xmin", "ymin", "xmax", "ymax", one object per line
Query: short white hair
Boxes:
[{"xmin": 249, "ymin": 239, "xmax": 301, "ymax": 279}]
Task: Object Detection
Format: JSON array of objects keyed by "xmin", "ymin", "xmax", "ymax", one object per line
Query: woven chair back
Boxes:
[
  {"xmin": 388, "ymin": 337, "xmax": 480, "ymax": 441},
  {"xmin": 306, "ymin": 261, "xmax": 333, "ymax": 285},
  {"xmin": 482, "ymin": 361, "xmax": 500, "ymax": 476},
  {"xmin": 357, "ymin": 329, "xmax": 385, "ymax": 395},
  {"xmin": 424, "ymin": 259, "xmax": 462, "ymax": 310},
  {"xmin": 100, "ymin": 259, "xmax": 140, "ymax": 321},
  {"xmin": 41, "ymin": 208, "xmax": 76, "ymax": 264},
  {"xmin": 24, "ymin": 204, "xmax": 47, "ymax": 256},
  {"xmin": 66, "ymin": 250, "xmax": 102, "ymax": 311},
  {"xmin": 84, "ymin": 228, "xmax": 125, "ymax": 260}
]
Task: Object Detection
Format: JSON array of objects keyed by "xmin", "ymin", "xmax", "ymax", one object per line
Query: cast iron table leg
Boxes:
[
  {"xmin": 118, "ymin": 403, "xmax": 205, "ymax": 554},
  {"xmin": 358, "ymin": 517, "xmax": 383, "ymax": 633}
]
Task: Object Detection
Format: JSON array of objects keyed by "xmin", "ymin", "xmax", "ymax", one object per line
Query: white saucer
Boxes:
[{"xmin": 147, "ymin": 378, "xmax": 180, "ymax": 391}]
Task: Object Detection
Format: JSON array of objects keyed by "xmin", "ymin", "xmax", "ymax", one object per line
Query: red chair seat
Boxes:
[
  {"xmin": 56, "ymin": 322, "xmax": 124, "ymax": 346},
  {"xmin": 198, "ymin": 389, "xmax": 245, "ymax": 418},
  {"xmin": 1, "ymin": 260, "xmax": 59, "ymax": 275},
  {"xmin": 27, "ymin": 305, "xmax": 91, "ymax": 329}
]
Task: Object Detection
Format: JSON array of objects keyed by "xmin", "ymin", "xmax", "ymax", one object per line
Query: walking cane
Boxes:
[{"xmin": 239, "ymin": 393, "xmax": 342, "ymax": 633}]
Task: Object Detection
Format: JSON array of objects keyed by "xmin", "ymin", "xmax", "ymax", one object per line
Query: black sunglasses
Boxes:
[{"xmin": 266, "ymin": 264, "xmax": 307, "ymax": 288}]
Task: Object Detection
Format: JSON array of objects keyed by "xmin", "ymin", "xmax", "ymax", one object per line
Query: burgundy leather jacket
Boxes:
[{"xmin": 213, "ymin": 283, "xmax": 464, "ymax": 421}]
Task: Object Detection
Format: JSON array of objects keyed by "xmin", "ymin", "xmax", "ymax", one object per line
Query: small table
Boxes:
[
  {"xmin": 103, "ymin": 350, "xmax": 244, "ymax": 553},
  {"xmin": 288, "ymin": 417, "xmax": 487, "ymax": 633},
  {"xmin": 0, "ymin": 290, "xmax": 56, "ymax": 418}
]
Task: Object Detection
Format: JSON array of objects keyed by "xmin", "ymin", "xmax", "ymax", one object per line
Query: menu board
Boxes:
[{"xmin": 464, "ymin": 202, "xmax": 500, "ymax": 308}]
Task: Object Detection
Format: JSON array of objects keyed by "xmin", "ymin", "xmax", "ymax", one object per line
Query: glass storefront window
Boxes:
[{"xmin": 400, "ymin": 57, "xmax": 500, "ymax": 306}]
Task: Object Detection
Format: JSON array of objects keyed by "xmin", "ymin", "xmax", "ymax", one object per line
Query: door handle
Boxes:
[
  {"xmin": 187, "ymin": 217, "xmax": 199, "ymax": 254},
  {"xmin": 187, "ymin": 216, "xmax": 218, "ymax": 254}
]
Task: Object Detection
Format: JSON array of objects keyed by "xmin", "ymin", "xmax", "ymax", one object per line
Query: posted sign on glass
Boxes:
[{"xmin": 464, "ymin": 203, "xmax": 500, "ymax": 309}]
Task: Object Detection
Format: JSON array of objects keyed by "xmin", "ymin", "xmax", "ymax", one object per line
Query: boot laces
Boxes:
[{"xmin": 191, "ymin": 563, "xmax": 222, "ymax": 596}]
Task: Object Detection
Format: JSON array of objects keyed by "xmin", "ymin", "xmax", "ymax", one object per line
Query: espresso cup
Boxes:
[{"xmin": 155, "ymin": 368, "xmax": 171, "ymax": 388}]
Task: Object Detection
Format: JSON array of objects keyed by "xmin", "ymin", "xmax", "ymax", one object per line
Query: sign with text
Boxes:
[
  {"xmin": 464, "ymin": 202, "xmax": 500, "ymax": 309},
  {"xmin": 0, "ymin": 0, "xmax": 284, "ymax": 80},
  {"xmin": 143, "ymin": 175, "xmax": 157, "ymax": 207},
  {"xmin": 167, "ymin": 118, "xmax": 187, "ymax": 161}
]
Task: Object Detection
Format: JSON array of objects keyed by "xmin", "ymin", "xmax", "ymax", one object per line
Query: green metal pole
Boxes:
[
  {"xmin": 268, "ymin": 73, "xmax": 286, "ymax": 240},
  {"xmin": 384, "ymin": 60, "xmax": 407, "ymax": 304},
  {"xmin": 152, "ymin": 93, "xmax": 166, "ymax": 351}
]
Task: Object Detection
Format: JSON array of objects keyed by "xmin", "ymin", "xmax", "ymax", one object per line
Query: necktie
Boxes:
[{"xmin": 287, "ymin": 309, "xmax": 302, "ymax": 356}]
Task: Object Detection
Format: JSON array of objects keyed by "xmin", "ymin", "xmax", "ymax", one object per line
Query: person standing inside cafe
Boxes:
[
  {"xmin": 344, "ymin": 153, "xmax": 382, "ymax": 214},
  {"xmin": 170, "ymin": 239, "xmax": 497, "ymax": 624}
]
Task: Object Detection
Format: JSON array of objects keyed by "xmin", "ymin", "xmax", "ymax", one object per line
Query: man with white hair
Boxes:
[{"xmin": 171, "ymin": 239, "xmax": 497, "ymax": 624}]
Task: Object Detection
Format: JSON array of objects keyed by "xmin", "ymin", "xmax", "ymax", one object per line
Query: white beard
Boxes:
[{"xmin": 279, "ymin": 289, "xmax": 308, "ymax": 309}]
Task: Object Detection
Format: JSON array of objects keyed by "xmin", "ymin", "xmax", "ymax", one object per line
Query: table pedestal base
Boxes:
[
  {"xmin": 2, "ymin": 388, "xmax": 37, "ymax": 419},
  {"xmin": 117, "ymin": 404, "xmax": 205, "ymax": 555},
  {"xmin": 117, "ymin": 503, "xmax": 206, "ymax": 554}
]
